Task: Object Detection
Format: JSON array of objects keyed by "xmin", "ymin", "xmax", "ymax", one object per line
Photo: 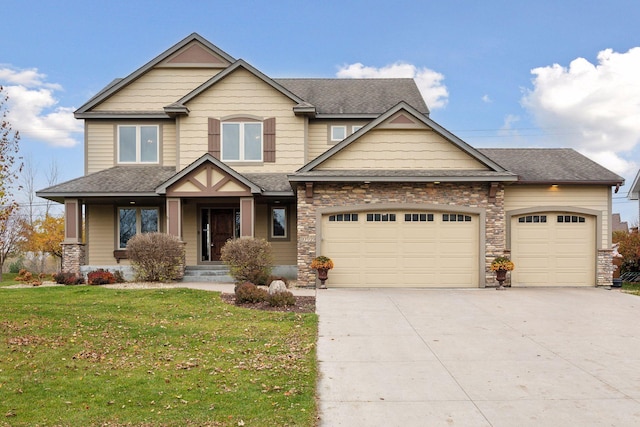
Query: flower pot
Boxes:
[
  {"xmin": 495, "ymin": 269, "xmax": 508, "ymax": 290},
  {"xmin": 317, "ymin": 268, "xmax": 329, "ymax": 288}
]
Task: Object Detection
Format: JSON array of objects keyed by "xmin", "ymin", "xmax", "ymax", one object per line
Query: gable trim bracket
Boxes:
[
  {"xmin": 488, "ymin": 182, "xmax": 499, "ymax": 202},
  {"xmin": 305, "ymin": 182, "xmax": 314, "ymax": 200}
]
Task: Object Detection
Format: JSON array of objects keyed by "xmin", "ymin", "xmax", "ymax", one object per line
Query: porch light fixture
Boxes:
[{"xmin": 129, "ymin": 201, "xmax": 136, "ymax": 204}]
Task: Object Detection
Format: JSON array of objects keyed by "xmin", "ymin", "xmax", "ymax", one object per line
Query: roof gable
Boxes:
[
  {"xmin": 298, "ymin": 102, "xmax": 508, "ymax": 173},
  {"xmin": 75, "ymin": 33, "xmax": 235, "ymax": 116},
  {"xmin": 168, "ymin": 59, "xmax": 307, "ymax": 113},
  {"xmin": 156, "ymin": 153, "xmax": 261, "ymax": 195}
]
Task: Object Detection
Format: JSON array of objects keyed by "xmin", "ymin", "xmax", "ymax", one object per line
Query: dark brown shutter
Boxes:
[
  {"xmin": 263, "ymin": 117, "xmax": 276, "ymax": 163},
  {"xmin": 208, "ymin": 118, "xmax": 220, "ymax": 159}
]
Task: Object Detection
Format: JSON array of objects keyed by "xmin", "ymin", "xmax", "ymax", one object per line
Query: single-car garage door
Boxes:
[
  {"xmin": 321, "ymin": 210, "xmax": 479, "ymax": 287},
  {"xmin": 510, "ymin": 213, "xmax": 595, "ymax": 286}
]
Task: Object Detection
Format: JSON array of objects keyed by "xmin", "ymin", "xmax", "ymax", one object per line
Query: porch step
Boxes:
[{"xmin": 182, "ymin": 265, "xmax": 234, "ymax": 283}]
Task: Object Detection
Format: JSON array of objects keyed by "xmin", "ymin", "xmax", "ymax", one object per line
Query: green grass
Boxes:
[
  {"xmin": 0, "ymin": 272, "xmax": 20, "ymax": 286},
  {"xmin": 0, "ymin": 286, "xmax": 318, "ymax": 426},
  {"xmin": 622, "ymin": 282, "xmax": 640, "ymax": 295}
]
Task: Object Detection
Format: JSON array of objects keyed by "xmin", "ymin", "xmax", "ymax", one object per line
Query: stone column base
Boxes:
[
  {"xmin": 597, "ymin": 249, "xmax": 614, "ymax": 287},
  {"xmin": 61, "ymin": 243, "xmax": 86, "ymax": 275}
]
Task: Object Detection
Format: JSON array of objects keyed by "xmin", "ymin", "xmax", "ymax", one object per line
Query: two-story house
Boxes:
[{"xmin": 37, "ymin": 33, "xmax": 624, "ymax": 288}]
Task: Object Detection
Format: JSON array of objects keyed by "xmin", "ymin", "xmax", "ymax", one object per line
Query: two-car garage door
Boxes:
[{"xmin": 321, "ymin": 210, "xmax": 479, "ymax": 287}]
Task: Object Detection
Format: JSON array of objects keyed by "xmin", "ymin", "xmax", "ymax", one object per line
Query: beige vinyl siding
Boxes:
[
  {"xmin": 86, "ymin": 205, "xmax": 117, "ymax": 265},
  {"xmin": 182, "ymin": 203, "xmax": 198, "ymax": 265},
  {"xmin": 162, "ymin": 123, "xmax": 177, "ymax": 168},
  {"xmin": 504, "ymin": 185, "xmax": 610, "ymax": 247},
  {"xmin": 254, "ymin": 204, "xmax": 297, "ymax": 264},
  {"xmin": 316, "ymin": 128, "xmax": 488, "ymax": 170},
  {"xmin": 307, "ymin": 121, "xmax": 368, "ymax": 161},
  {"xmin": 178, "ymin": 68, "xmax": 305, "ymax": 172},
  {"xmin": 94, "ymin": 68, "xmax": 221, "ymax": 112},
  {"xmin": 86, "ymin": 122, "xmax": 115, "ymax": 174},
  {"xmin": 85, "ymin": 121, "xmax": 177, "ymax": 173},
  {"xmin": 307, "ymin": 122, "xmax": 330, "ymax": 161}
]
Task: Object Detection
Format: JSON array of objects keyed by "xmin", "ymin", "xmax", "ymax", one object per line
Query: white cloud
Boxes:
[
  {"xmin": 521, "ymin": 47, "xmax": 640, "ymax": 177},
  {"xmin": 0, "ymin": 67, "xmax": 81, "ymax": 147},
  {"xmin": 482, "ymin": 94, "xmax": 492, "ymax": 103},
  {"xmin": 336, "ymin": 62, "xmax": 449, "ymax": 110}
]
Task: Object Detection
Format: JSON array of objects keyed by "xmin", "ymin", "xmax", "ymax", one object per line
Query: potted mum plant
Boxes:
[
  {"xmin": 491, "ymin": 256, "xmax": 515, "ymax": 290},
  {"xmin": 311, "ymin": 255, "xmax": 334, "ymax": 289}
]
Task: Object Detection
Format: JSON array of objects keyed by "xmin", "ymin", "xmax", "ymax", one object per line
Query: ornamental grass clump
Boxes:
[{"xmin": 490, "ymin": 256, "xmax": 515, "ymax": 271}]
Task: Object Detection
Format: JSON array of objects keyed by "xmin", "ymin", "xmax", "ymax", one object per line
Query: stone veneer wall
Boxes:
[
  {"xmin": 296, "ymin": 182, "xmax": 506, "ymax": 288},
  {"xmin": 61, "ymin": 243, "xmax": 86, "ymax": 275},
  {"xmin": 597, "ymin": 249, "xmax": 614, "ymax": 287}
]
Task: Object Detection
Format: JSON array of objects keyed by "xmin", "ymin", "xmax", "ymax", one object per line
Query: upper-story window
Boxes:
[
  {"xmin": 331, "ymin": 125, "xmax": 347, "ymax": 142},
  {"xmin": 118, "ymin": 125, "xmax": 159, "ymax": 163},
  {"xmin": 222, "ymin": 122, "xmax": 263, "ymax": 161}
]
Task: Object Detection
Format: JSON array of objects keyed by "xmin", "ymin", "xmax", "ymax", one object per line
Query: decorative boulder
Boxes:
[{"xmin": 268, "ymin": 280, "xmax": 287, "ymax": 295}]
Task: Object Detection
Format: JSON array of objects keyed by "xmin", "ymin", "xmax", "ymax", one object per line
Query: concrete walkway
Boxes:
[{"xmin": 316, "ymin": 287, "xmax": 640, "ymax": 426}]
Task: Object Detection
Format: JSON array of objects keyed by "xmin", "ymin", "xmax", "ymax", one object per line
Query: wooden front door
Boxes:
[{"xmin": 201, "ymin": 208, "xmax": 235, "ymax": 262}]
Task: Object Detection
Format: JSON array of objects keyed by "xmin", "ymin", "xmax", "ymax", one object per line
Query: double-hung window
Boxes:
[
  {"xmin": 118, "ymin": 207, "xmax": 159, "ymax": 249},
  {"xmin": 222, "ymin": 122, "xmax": 263, "ymax": 161},
  {"xmin": 118, "ymin": 125, "xmax": 159, "ymax": 163}
]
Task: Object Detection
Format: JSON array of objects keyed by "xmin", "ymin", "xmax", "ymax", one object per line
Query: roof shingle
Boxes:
[
  {"xmin": 275, "ymin": 78, "xmax": 429, "ymax": 116},
  {"xmin": 478, "ymin": 148, "xmax": 624, "ymax": 184}
]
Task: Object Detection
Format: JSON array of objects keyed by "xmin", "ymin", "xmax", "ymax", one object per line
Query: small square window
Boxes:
[
  {"xmin": 331, "ymin": 126, "xmax": 347, "ymax": 141},
  {"xmin": 579, "ymin": 217, "xmax": 585, "ymax": 223},
  {"xmin": 427, "ymin": 214, "xmax": 434, "ymax": 221},
  {"xmin": 352, "ymin": 213, "xmax": 358, "ymax": 221},
  {"xmin": 443, "ymin": 214, "xmax": 449, "ymax": 222},
  {"xmin": 419, "ymin": 214, "xmax": 426, "ymax": 222}
]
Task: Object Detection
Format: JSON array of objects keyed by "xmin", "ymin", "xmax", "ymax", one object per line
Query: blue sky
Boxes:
[{"xmin": 2, "ymin": 0, "xmax": 640, "ymax": 223}]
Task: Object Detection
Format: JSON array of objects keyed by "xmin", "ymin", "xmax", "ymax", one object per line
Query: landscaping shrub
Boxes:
[
  {"xmin": 220, "ymin": 238, "xmax": 274, "ymax": 285},
  {"xmin": 268, "ymin": 290, "xmax": 296, "ymax": 307},
  {"xmin": 113, "ymin": 269, "xmax": 126, "ymax": 283},
  {"xmin": 8, "ymin": 258, "xmax": 24, "ymax": 274},
  {"xmin": 53, "ymin": 272, "xmax": 85, "ymax": 285},
  {"xmin": 615, "ymin": 231, "xmax": 640, "ymax": 272},
  {"xmin": 15, "ymin": 269, "xmax": 33, "ymax": 282},
  {"xmin": 87, "ymin": 269, "xmax": 116, "ymax": 285},
  {"xmin": 126, "ymin": 232, "xmax": 185, "ymax": 282},
  {"xmin": 235, "ymin": 282, "xmax": 269, "ymax": 304}
]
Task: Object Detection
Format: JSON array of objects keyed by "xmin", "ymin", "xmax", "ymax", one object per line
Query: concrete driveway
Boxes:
[{"xmin": 316, "ymin": 288, "xmax": 640, "ymax": 426}]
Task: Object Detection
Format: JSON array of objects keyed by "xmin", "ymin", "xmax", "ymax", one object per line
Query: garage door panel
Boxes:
[
  {"xmin": 322, "ymin": 210, "xmax": 479, "ymax": 287},
  {"xmin": 511, "ymin": 214, "xmax": 595, "ymax": 287}
]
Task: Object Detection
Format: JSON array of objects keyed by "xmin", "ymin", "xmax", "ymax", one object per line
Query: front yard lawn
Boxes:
[
  {"xmin": 0, "ymin": 286, "xmax": 318, "ymax": 426},
  {"xmin": 622, "ymin": 281, "xmax": 640, "ymax": 295}
]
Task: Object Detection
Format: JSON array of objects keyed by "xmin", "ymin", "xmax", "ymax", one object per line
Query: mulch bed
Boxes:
[{"xmin": 220, "ymin": 293, "xmax": 316, "ymax": 313}]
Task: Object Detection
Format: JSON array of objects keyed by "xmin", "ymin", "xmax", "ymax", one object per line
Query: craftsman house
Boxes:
[{"xmin": 37, "ymin": 33, "xmax": 624, "ymax": 288}]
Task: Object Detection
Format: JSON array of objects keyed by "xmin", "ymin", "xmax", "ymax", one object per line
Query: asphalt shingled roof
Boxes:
[
  {"xmin": 275, "ymin": 78, "xmax": 430, "ymax": 116},
  {"xmin": 478, "ymin": 148, "xmax": 624, "ymax": 184}
]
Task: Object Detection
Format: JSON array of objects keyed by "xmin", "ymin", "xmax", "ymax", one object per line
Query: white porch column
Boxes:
[{"xmin": 240, "ymin": 198, "xmax": 254, "ymax": 237}]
